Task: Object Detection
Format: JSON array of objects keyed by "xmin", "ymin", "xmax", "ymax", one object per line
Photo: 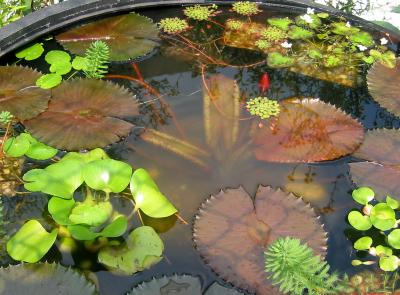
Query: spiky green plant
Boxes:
[
  {"xmin": 265, "ymin": 237, "xmax": 349, "ymax": 295},
  {"xmin": 83, "ymin": 40, "xmax": 110, "ymax": 79}
]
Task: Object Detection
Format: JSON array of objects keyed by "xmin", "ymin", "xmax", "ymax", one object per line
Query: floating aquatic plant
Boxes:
[
  {"xmin": 288, "ymin": 26, "xmax": 314, "ymax": 40},
  {"xmin": 15, "ymin": 43, "xmax": 44, "ymax": 61},
  {"xmin": 252, "ymin": 98, "xmax": 364, "ymax": 163},
  {"xmin": 267, "ymin": 52, "xmax": 295, "ymax": 68},
  {"xmin": 183, "ymin": 4, "xmax": 218, "ymax": 21},
  {"xmin": 193, "ymin": 186, "xmax": 327, "ymax": 294},
  {"xmin": 56, "ymin": 13, "xmax": 159, "ymax": 61},
  {"xmin": 0, "ymin": 111, "xmax": 12, "ymax": 126},
  {"xmin": 265, "ymin": 237, "xmax": 348, "ymax": 294},
  {"xmin": 0, "ymin": 66, "xmax": 50, "ymax": 120},
  {"xmin": 261, "ymin": 26, "xmax": 288, "ymax": 42},
  {"xmin": 246, "ymin": 97, "xmax": 280, "ymax": 119},
  {"xmin": 225, "ymin": 19, "xmax": 244, "ymax": 30},
  {"xmin": 255, "ymin": 39, "xmax": 271, "ymax": 50},
  {"xmin": 24, "ymin": 79, "xmax": 139, "ymax": 151},
  {"xmin": 159, "ymin": 17, "xmax": 189, "ymax": 34},
  {"xmin": 83, "ymin": 40, "xmax": 110, "ymax": 79},
  {"xmin": 232, "ymin": 1, "xmax": 260, "ymax": 16},
  {"xmin": 267, "ymin": 17, "xmax": 293, "ymax": 30}
]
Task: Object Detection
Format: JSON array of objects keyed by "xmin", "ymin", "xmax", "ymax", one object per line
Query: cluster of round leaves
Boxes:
[
  {"xmin": 159, "ymin": 17, "xmax": 189, "ymax": 34},
  {"xmin": 261, "ymin": 27, "xmax": 288, "ymax": 42},
  {"xmin": 232, "ymin": 1, "xmax": 260, "ymax": 16},
  {"xmin": 348, "ymin": 187, "xmax": 400, "ymax": 271},
  {"xmin": 183, "ymin": 4, "xmax": 218, "ymax": 21},
  {"xmin": 246, "ymin": 97, "xmax": 280, "ymax": 119},
  {"xmin": 0, "ymin": 111, "xmax": 13, "ymax": 126},
  {"xmin": 226, "ymin": 19, "xmax": 244, "ymax": 30}
]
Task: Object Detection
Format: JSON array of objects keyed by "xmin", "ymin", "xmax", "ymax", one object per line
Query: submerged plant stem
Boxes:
[{"xmin": 0, "ymin": 121, "xmax": 12, "ymax": 158}]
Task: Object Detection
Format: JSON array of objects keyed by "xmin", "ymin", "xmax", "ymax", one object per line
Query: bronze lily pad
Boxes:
[
  {"xmin": 193, "ymin": 185, "xmax": 327, "ymax": 294},
  {"xmin": 0, "ymin": 66, "xmax": 50, "ymax": 120},
  {"xmin": 252, "ymin": 98, "xmax": 364, "ymax": 163},
  {"xmin": 24, "ymin": 79, "xmax": 138, "ymax": 151},
  {"xmin": 56, "ymin": 13, "xmax": 159, "ymax": 61},
  {"xmin": 367, "ymin": 58, "xmax": 400, "ymax": 117}
]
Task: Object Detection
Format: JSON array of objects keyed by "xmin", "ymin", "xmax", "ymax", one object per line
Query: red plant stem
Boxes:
[
  {"xmin": 105, "ymin": 74, "xmax": 186, "ymax": 139},
  {"xmin": 131, "ymin": 63, "xmax": 144, "ymax": 82},
  {"xmin": 175, "ymin": 213, "xmax": 189, "ymax": 225},
  {"xmin": 0, "ymin": 121, "xmax": 11, "ymax": 158}
]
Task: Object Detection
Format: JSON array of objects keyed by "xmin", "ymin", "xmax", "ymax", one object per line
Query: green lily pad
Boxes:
[
  {"xmin": 288, "ymin": 26, "xmax": 314, "ymax": 39},
  {"xmin": 45, "ymin": 50, "xmax": 71, "ymax": 65},
  {"xmin": 68, "ymin": 201, "xmax": 113, "ymax": 227},
  {"xmin": 68, "ymin": 215, "xmax": 127, "ymax": 240},
  {"xmin": 49, "ymin": 61, "xmax": 72, "ymax": 75},
  {"xmin": 379, "ymin": 255, "xmax": 399, "ymax": 271},
  {"xmin": 295, "ymin": 14, "xmax": 321, "ymax": 29},
  {"xmin": 349, "ymin": 31, "xmax": 375, "ymax": 47},
  {"xmin": 130, "ymin": 168, "xmax": 178, "ymax": 218},
  {"xmin": 36, "ymin": 73, "xmax": 62, "ymax": 89},
  {"xmin": 386, "ymin": 195, "xmax": 399, "ymax": 209},
  {"xmin": 388, "ymin": 229, "xmax": 400, "ymax": 249},
  {"xmin": 72, "ymin": 56, "xmax": 88, "ymax": 70},
  {"xmin": 23, "ymin": 158, "xmax": 84, "ymax": 199},
  {"xmin": 15, "ymin": 43, "xmax": 44, "ymax": 61},
  {"xmin": 267, "ymin": 52, "xmax": 295, "ymax": 68},
  {"xmin": 48, "ymin": 197, "xmax": 75, "ymax": 225},
  {"xmin": 82, "ymin": 159, "xmax": 132, "ymax": 193},
  {"xmin": 354, "ymin": 236, "xmax": 373, "ymax": 250},
  {"xmin": 352, "ymin": 187, "xmax": 375, "ymax": 205},
  {"xmin": 267, "ymin": 17, "xmax": 292, "ymax": 30},
  {"xmin": 370, "ymin": 203, "xmax": 396, "ymax": 231},
  {"xmin": 376, "ymin": 245, "xmax": 393, "ymax": 256},
  {"xmin": 331, "ymin": 22, "xmax": 360, "ymax": 35},
  {"xmin": 3, "ymin": 133, "xmax": 31, "ymax": 157},
  {"xmin": 98, "ymin": 226, "xmax": 163, "ymax": 275},
  {"xmin": 6, "ymin": 220, "xmax": 58, "ymax": 263},
  {"xmin": 348, "ymin": 211, "xmax": 372, "ymax": 231}
]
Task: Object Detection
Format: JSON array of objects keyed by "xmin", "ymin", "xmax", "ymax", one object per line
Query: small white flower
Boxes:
[
  {"xmin": 300, "ymin": 14, "xmax": 313, "ymax": 24},
  {"xmin": 345, "ymin": 21, "xmax": 351, "ymax": 27},
  {"xmin": 357, "ymin": 44, "xmax": 368, "ymax": 51},
  {"xmin": 380, "ymin": 37, "xmax": 388, "ymax": 45},
  {"xmin": 306, "ymin": 8, "xmax": 315, "ymax": 14},
  {"xmin": 280, "ymin": 41, "xmax": 292, "ymax": 48}
]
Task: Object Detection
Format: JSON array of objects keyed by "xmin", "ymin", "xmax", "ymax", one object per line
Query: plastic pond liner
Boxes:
[{"xmin": 1, "ymin": 1, "xmax": 400, "ymax": 294}]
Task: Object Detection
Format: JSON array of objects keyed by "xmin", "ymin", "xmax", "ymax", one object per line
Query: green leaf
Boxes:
[
  {"xmin": 376, "ymin": 245, "xmax": 393, "ymax": 256},
  {"xmin": 6, "ymin": 220, "xmax": 58, "ymax": 263},
  {"xmin": 388, "ymin": 229, "xmax": 400, "ymax": 249},
  {"xmin": 25, "ymin": 134, "xmax": 58, "ymax": 160},
  {"xmin": 61, "ymin": 148, "xmax": 109, "ymax": 163},
  {"xmin": 68, "ymin": 201, "xmax": 112, "ymax": 227},
  {"xmin": 49, "ymin": 61, "xmax": 72, "ymax": 75},
  {"xmin": 3, "ymin": 133, "xmax": 31, "ymax": 157},
  {"xmin": 352, "ymin": 187, "xmax": 375, "ymax": 205},
  {"xmin": 267, "ymin": 52, "xmax": 295, "ymax": 68},
  {"xmin": 48, "ymin": 197, "xmax": 75, "ymax": 225},
  {"xmin": 45, "ymin": 50, "xmax": 71, "ymax": 65},
  {"xmin": 354, "ymin": 236, "xmax": 372, "ymax": 250},
  {"xmin": 386, "ymin": 195, "xmax": 399, "ymax": 209},
  {"xmin": 267, "ymin": 17, "xmax": 293, "ymax": 30},
  {"xmin": 317, "ymin": 12, "xmax": 329, "ymax": 18},
  {"xmin": 23, "ymin": 159, "xmax": 84, "ymax": 199},
  {"xmin": 379, "ymin": 255, "xmax": 399, "ymax": 271},
  {"xmin": 68, "ymin": 215, "xmax": 127, "ymax": 240},
  {"xmin": 348, "ymin": 211, "xmax": 372, "ymax": 231},
  {"xmin": 82, "ymin": 159, "xmax": 132, "ymax": 193},
  {"xmin": 379, "ymin": 51, "xmax": 396, "ymax": 68},
  {"xmin": 15, "ymin": 43, "xmax": 44, "ymax": 61},
  {"xmin": 370, "ymin": 203, "xmax": 396, "ymax": 231},
  {"xmin": 331, "ymin": 22, "xmax": 360, "ymax": 35},
  {"xmin": 288, "ymin": 26, "xmax": 314, "ymax": 39},
  {"xmin": 98, "ymin": 226, "xmax": 163, "ymax": 275},
  {"xmin": 130, "ymin": 168, "xmax": 178, "ymax": 218},
  {"xmin": 362, "ymin": 55, "xmax": 375, "ymax": 64},
  {"xmin": 349, "ymin": 31, "xmax": 375, "ymax": 47},
  {"xmin": 295, "ymin": 14, "xmax": 321, "ymax": 29},
  {"xmin": 71, "ymin": 56, "xmax": 88, "ymax": 70},
  {"xmin": 308, "ymin": 49, "xmax": 323, "ymax": 59},
  {"xmin": 36, "ymin": 74, "xmax": 62, "ymax": 89}
]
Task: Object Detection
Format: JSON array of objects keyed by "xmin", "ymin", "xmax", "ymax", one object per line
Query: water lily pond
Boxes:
[{"xmin": 1, "ymin": 2, "xmax": 400, "ymax": 294}]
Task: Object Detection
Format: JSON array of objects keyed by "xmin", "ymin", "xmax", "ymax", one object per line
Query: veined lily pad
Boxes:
[
  {"xmin": 56, "ymin": 13, "xmax": 159, "ymax": 61},
  {"xmin": 24, "ymin": 79, "xmax": 139, "ymax": 151},
  {"xmin": 98, "ymin": 226, "xmax": 163, "ymax": 275},
  {"xmin": 0, "ymin": 66, "xmax": 50, "ymax": 120},
  {"xmin": 6, "ymin": 220, "xmax": 58, "ymax": 263},
  {"xmin": 0, "ymin": 263, "xmax": 96, "ymax": 295},
  {"xmin": 252, "ymin": 98, "xmax": 364, "ymax": 163},
  {"xmin": 193, "ymin": 186, "xmax": 326, "ymax": 294}
]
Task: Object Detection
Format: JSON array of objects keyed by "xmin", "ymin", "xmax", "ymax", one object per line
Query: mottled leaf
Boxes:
[
  {"xmin": 24, "ymin": 79, "xmax": 138, "ymax": 151},
  {"xmin": 193, "ymin": 186, "xmax": 326, "ymax": 294},
  {"xmin": 56, "ymin": 13, "xmax": 159, "ymax": 61},
  {"xmin": 252, "ymin": 98, "xmax": 364, "ymax": 163}
]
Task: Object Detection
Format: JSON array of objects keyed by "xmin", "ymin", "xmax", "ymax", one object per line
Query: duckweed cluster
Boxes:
[
  {"xmin": 0, "ymin": 111, "xmax": 13, "ymax": 125},
  {"xmin": 261, "ymin": 26, "xmax": 288, "ymax": 42},
  {"xmin": 232, "ymin": 1, "xmax": 260, "ymax": 16},
  {"xmin": 246, "ymin": 97, "xmax": 280, "ymax": 119},
  {"xmin": 183, "ymin": 4, "xmax": 218, "ymax": 21},
  {"xmin": 226, "ymin": 19, "xmax": 244, "ymax": 30},
  {"xmin": 255, "ymin": 39, "xmax": 271, "ymax": 50},
  {"xmin": 159, "ymin": 17, "xmax": 189, "ymax": 34}
]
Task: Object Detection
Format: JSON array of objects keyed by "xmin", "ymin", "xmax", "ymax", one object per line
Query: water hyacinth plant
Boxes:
[{"xmin": 348, "ymin": 187, "xmax": 400, "ymax": 271}]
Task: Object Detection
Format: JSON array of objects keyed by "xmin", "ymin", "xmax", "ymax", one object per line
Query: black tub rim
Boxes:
[{"xmin": 0, "ymin": 0, "xmax": 399, "ymax": 58}]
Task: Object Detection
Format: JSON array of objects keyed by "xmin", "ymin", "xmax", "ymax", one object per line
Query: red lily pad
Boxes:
[
  {"xmin": 193, "ymin": 185, "xmax": 327, "ymax": 294},
  {"xmin": 0, "ymin": 66, "xmax": 50, "ymax": 120},
  {"xmin": 24, "ymin": 79, "xmax": 138, "ymax": 151},
  {"xmin": 252, "ymin": 98, "xmax": 364, "ymax": 163},
  {"xmin": 367, "ymin": 58, "xmax": 400, "ymax": 117},
  {"xmin": 56, "ymin": 13, "xmax": 159, "ymax": 61}
]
